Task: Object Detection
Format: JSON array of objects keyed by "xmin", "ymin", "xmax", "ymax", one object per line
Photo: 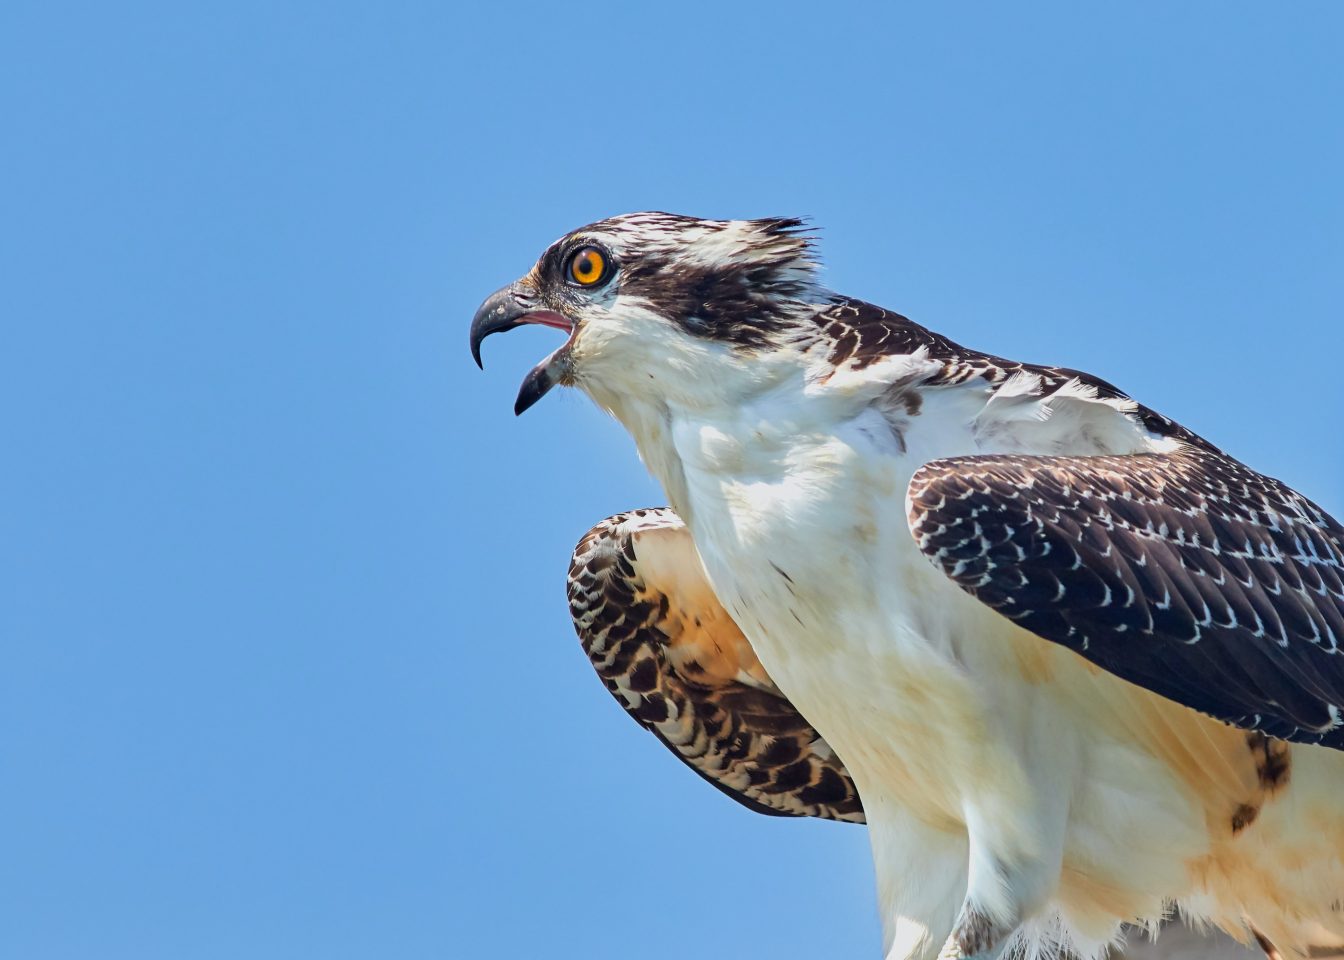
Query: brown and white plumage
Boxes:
[
  {"xmin": 909, "ymin": 449, "xmax": 1344, "ymax": 747},
  {"xmin": 471, "ymin": 212, "xmax": 1344, "ymax": 960},
  {"xmin": 567, "ymin": 508, "xmax": 864, "ymax": 823}
]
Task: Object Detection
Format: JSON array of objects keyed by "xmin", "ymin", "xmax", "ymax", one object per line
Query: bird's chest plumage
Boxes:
[
  {"xmin": 663, "ymin": 399, "xmax": 999, "ymax": 818},
  {"xmin": 656, "ymin": 397, "xmax": 1327, "ymax": 956}
]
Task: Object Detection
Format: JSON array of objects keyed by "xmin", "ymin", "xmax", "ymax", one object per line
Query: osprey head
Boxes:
[{"xmin": 470, "ymin": 212, "xmax": 820, "ymax": 415}]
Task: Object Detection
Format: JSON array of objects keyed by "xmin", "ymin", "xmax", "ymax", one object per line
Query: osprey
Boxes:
[{"xmin": 470, "ymin": 213, "xmax": 1344, "ymax": 960}]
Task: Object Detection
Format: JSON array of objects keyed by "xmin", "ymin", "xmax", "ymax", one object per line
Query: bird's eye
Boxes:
[{"xmin": 567, "ymin": 246, "xmax": 609, "ymax": 287}]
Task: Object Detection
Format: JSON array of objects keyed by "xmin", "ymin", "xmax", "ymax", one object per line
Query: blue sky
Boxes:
[{"xmin": 3, "ymin": 3, "xmax": 1342, "ymax": 958}]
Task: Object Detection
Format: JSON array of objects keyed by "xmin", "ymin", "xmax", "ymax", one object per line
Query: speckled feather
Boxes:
[
  {"xmin": 567, "ymin": 508, "xmax": 865, "ymax": 823},
  {"xmin": 817, "ymin": 296, "xmax": 1209, "ymax": 448},
  {"xmin": 908, "ymin": 449, "xmax": 1344, "ymax": 747}
]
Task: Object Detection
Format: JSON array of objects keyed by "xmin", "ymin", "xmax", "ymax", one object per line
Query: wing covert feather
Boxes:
[{"xmin": 908, "ymin": 450, "xmax": 1344, "ymax": 748}]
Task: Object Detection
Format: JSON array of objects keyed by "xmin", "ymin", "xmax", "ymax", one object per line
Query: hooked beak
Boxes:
[{"xmin": 469, "ymin": 284, "xmax": 575, "ymax": 415}]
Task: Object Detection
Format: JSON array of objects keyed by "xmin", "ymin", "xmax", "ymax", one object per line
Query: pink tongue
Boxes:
[{"xmin": 521, "ymin": 311, "xmax": 572, "ymax": 332}]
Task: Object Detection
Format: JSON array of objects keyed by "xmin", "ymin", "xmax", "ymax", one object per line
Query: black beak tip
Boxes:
[
  {"xmin": 514, "ymin": 362, "xmax": 554, "ymax": 416},
  {"xmin": 469, "ymin": 287, "xmax": 525, "ymax": 371},
  {"xmin": 471, "ymin": 284, "xmax": 560, "ymax": 415}
]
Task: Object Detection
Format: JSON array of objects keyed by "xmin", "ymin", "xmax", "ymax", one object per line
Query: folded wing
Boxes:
[
  {"xmin": 568, "ymin": 508, "xmax": 864, "ymax": 822},
  {"xmin": 908, "ymin": 449, "xmax": 1344, "ymax": 747}
]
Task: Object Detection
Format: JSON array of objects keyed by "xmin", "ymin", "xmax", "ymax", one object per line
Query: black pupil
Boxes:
[{"xmin": 578, "ymin": 252, "xmax": 595, "ymax": 277}]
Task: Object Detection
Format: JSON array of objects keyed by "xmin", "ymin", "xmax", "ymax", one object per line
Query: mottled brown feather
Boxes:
[
  {"xmin": 908, "ymin": 448, "xmax": 1344, "ymax": 748},
  {"xmin": 567, "ymin": 508, "xmax": 865, "ymax": 823}
]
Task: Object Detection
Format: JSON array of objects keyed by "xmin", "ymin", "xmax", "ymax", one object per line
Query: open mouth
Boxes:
[{"xmin": 469, "ymin": 286, "xmax": 575, "ymax": 415}]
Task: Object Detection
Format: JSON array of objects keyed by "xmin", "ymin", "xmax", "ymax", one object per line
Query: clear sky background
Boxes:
[{"xmin": 4, "ymin": 3, "xmax": 1342, "ymax": 958}]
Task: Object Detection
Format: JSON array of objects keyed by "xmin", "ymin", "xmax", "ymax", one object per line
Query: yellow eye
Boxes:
[{"xmin": 568, "ymin": 246, "xmax": 608, "ymax": 286}]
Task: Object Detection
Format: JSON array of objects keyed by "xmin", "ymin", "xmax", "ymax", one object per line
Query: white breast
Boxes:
[
  {"xmin": 644, "ymin": 377, "xmax": 1329, "ymax": 960},
  {"xmin": 667, "ymin": 386, "xmax": 1023, "ymax": 812}
]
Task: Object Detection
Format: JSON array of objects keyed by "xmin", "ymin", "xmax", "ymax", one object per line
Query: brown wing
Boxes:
[
  {"xmin": 567, "ymin": 508, "xmax": 864, "ymax": 823},
  {"xmin": 908, "ymin": 448, "xmax": 1344, "ymax": 747}
]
